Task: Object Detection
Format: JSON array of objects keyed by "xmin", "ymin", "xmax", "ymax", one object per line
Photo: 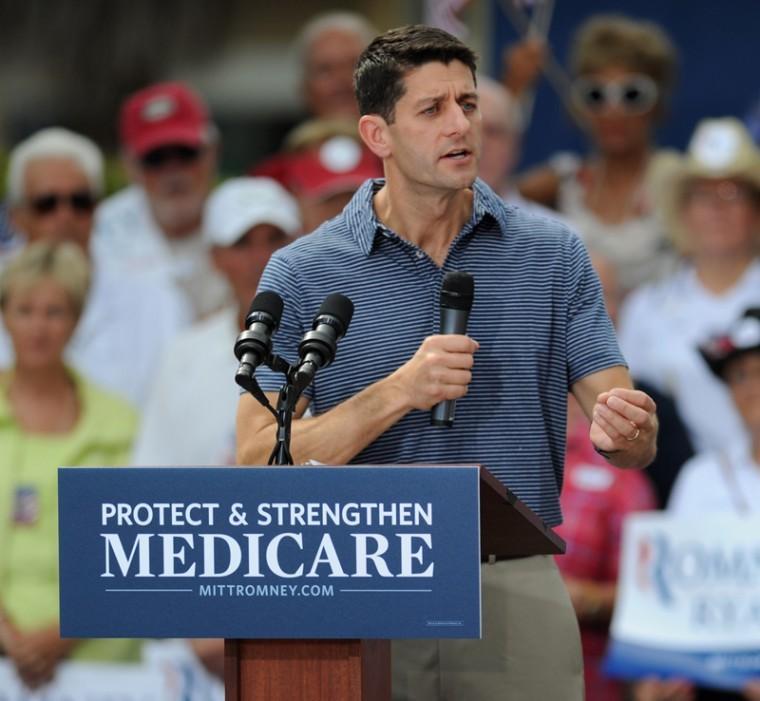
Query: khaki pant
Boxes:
[{"xmin": 392, "ymin": 555, "xmax": 583, "ymax": 700}]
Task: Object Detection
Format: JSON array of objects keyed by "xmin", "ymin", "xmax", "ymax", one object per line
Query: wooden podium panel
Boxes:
[
  {"xmin": 478, "ymin": 466, "xmax": 566, "ymax": 558},
  {"xmin": 225, "ymin": 639, "xmax": 390, "ymax": 701}
]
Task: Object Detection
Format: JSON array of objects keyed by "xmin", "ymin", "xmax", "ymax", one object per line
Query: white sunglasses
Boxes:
[{"xmin": 571, "ymin": 74, "xmax": 659, "ymax": 115}]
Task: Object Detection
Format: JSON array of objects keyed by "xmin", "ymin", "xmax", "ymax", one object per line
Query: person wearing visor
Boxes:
[
  {"xmin": 94, "ymin": 81, "xmax": 229, "ymax": 319},
  {"xmin": 516, "ymin": 14, "xmax": 680, "ymax": 293}
]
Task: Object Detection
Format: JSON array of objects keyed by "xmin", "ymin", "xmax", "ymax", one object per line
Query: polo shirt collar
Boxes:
[{"xmin": 347, "ymin": 178, "xmax": 502, "ymax": 257}]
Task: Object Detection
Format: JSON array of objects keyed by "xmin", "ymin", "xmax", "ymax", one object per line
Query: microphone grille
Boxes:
[
  {"xmin": 317, "ymin": 293, "xmax": 355, "ymax": 333},
  {"xmin": 246, "ymin": 290, "xmax": 284, "ymax": 328},
  {"xmin": 440, "ymin": 271, "xmax": 474, "ymax": 311}
]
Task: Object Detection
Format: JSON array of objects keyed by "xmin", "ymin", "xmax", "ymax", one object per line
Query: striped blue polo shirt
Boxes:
[{"xmin": 253, "ymin": 178, "xmax": 624, "ymax": 526}]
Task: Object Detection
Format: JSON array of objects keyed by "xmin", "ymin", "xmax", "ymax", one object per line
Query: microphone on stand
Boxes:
[
  {"xmin": 431, "ymin": 271, "xmax": 474, "ymax": 427},
  {"xmin": 294, "ymin": 293, "xmax": 354, "ymax": 389},
  {"xmin": 233, "ymin": 290, "xmax": 284, "ymax": 388}
]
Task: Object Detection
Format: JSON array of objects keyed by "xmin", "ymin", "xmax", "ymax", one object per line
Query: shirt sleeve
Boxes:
[{"xmin": 564, "ymin": 234, "xmax": 626, "ymax": 386}]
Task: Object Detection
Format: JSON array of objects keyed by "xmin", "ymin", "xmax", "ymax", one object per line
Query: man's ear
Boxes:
[{"xmin": 358, "ymin": 115, "xmax": 392, "ymax": 160}]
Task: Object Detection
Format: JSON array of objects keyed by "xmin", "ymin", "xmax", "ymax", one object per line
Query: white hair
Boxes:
[
  {"xmin": 7, "ymin": 127, "xmax": 104, "ymax": 205},
  {"xmin": 476, "ymin": 74, "xmax": 525, "ymax": 134},
  {"xmin": 296, "ymin": 11, "xmax": 377, "ymax": 68}
]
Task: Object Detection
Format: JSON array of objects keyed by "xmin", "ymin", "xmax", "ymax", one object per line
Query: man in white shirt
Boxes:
[
  {"xmin": 132, "ymin": 176, "xmax": 301, "ymax": 467},
  {"xmin": 93, "ymin": 81, "xmax": 229, "ymax": 320},
  {"xmin": 130, "ymin": 176, "xmax": 300, "ymax": 681},
  {"xmin": 297, "ymin": 12, "xmax": 377, "ymax": 120},
  {"xmin": 669, "ymin": 308, "xmax": 760, "ymax": 516},
  {"xmin": 1, "ymin": 127, "xmax": 191, "ymax": 407}
]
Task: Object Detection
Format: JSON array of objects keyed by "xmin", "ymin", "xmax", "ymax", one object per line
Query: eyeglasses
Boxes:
[
  {"xmin": 27, "ymin": 191, "xmax": 96, "ymax": 216},
  {"xmin": 684, "ymin": 181, "xmax": 758, "ymax": 206},
  {"xmin": 571, "ymin": 75, "xmax": 659, "ymax": 115},
  {"xmin": 140, "ymin": 145, "xmax": 202, "ymax": 170}
]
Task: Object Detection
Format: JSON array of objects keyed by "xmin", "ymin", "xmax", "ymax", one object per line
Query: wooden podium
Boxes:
[
  {"xmin": 224, "ymin": 466, "xmax": 564, "ymax": 701},
  {"xmin": 225, "ymin": 639, "xmax": 390, "ymax": 701}
]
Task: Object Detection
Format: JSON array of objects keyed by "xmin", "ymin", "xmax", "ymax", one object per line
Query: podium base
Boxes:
[{"xmin": 225, "ymin": 639, "xmax": 390, "ymax": 701}]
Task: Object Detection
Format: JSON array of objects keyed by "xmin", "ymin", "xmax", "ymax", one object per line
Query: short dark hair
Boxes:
[{"xmin": 354, "ymin": 24, "xmax": 478, "ymax": 124}]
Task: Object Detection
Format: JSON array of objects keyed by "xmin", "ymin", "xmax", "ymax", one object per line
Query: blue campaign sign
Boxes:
[{"xmin": 59, "ymin": 466, "xmax": 482, "ymax": 640}]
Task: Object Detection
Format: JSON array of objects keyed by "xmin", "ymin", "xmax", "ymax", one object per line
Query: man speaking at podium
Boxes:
[{"xmin": 237, "ymin": 24, "xmax": 657, "ymax": 701}]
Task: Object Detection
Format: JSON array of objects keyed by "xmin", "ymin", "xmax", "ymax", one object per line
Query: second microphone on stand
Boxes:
[{"xmin": 294, "ymin": 293, "xmax": 355, "ymax": 389}]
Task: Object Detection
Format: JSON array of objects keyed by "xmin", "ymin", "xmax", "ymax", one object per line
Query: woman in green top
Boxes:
[{"xmin": 0, "ymin": 241, "xmax": 139, "ymax": 689}]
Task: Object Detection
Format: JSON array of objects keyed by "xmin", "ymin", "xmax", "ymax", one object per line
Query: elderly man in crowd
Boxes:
[
  {"xmin": 94, "ymin": 81, "xmax": 229, "ymax": 319},
  {"xmin": 132, "ymin": 176, "xmax": 300, "ymax": 683},
  {"xmin": 298, "ymin": 11, "xmax": 377, "ymax": 121},
  {"xmin": 1, "ymin": 127, "xmax": 190, "ymax": 407},
  {"xmin": 133, "ymin": 176, "xmax": 301, "ymax": 468},
  {"xmin": 249, "ymin": 12, "xmax": 380, "ymax": 227}
]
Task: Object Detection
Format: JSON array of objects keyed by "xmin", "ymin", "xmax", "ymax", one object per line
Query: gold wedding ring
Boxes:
[{"xmin": 626, "ymin": 424, "xmax": 641, "ymax": 442}]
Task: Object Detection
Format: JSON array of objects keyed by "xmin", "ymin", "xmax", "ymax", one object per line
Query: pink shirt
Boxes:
[{"xmin": 556, "ymin": 420, "xmax": 657, "ymax": 701}]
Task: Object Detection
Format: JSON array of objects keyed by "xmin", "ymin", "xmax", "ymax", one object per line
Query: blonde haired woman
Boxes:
[{"xmin": 0, "ymin": 242, "xmax": 139, "ymax": 689}]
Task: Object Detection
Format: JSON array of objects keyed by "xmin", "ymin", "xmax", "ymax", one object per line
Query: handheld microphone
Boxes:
[
  {"xmin": 234, "ymin": 290, "xmax": 284, "ymax": 386},
  {"xmin": 431, "ymin": 271, "xmax": 474, "ymax": 427},
  {"xmin": 294, "ymin": 293, "xmax": 354, "ymax": 388}
]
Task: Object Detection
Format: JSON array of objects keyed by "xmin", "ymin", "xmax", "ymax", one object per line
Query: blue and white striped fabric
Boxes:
[{"xmin": 253, "ymin": 178, "xmax": 624, "ymax": 526}]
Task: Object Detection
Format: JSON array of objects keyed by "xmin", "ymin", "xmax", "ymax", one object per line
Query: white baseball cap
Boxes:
[{"xmin": 203, "ymin": 177, "xmax": 302, "ymax": 247}]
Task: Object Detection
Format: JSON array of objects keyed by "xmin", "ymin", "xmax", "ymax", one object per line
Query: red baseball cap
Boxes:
[
  {"xmin": 256, "ymin": 136, "xmax": 382, "ymax": 201},
  {"xmin": 120, "ymin": 81, "xmax": 211, "ymax": 157}
]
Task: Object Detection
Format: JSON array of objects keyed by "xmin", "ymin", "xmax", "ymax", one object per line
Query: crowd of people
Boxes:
[{"xmin": 0, "ymin": 8, "xmax": 758, "ymax": 700}]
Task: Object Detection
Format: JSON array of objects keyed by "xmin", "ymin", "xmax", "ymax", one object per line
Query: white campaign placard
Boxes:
[
  {"xmin": 0, "ymin": 640, "xmax": 223, "ymax": 701},
  {"xmin": 605, "ymin": 513, "xmax": 760, "ymax": 690},
  {"xmin": 0, "ymin": 661, "xmax": 167, "ymax": 701}
]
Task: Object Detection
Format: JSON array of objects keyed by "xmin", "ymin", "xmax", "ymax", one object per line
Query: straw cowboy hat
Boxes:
[{"xmin": 658, "ymin": 117, "xmax": 760, "ymax": 251}]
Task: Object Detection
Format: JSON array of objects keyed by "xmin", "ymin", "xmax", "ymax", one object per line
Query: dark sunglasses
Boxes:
[
  {"xmin": 28, "ymin": 191, "xmax": 96, "ymax": 216},
  {"xmin": 571, "ymin": 74, "xmax": 659, "ymax": 115},
  {"xmin": 140, "ymin": 145, "xmax": 202, "ymax": 169}
]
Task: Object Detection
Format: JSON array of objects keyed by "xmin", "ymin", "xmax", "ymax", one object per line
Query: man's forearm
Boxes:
[
  {"xmin": 288, "ymin": 373, "xmax": 414, "ymax": 465},
  {"xmin": 238, "ymin": 372, "xmax": 413, "ymax": 466},
  {"xmin": 237, "ymin": 334, "xmax": 477, "ymax": 466}
]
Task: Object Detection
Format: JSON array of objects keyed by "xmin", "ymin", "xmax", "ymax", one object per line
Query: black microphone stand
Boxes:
[
  {"xmin": 270, "ymin": 357, "xmax": 299, "ymax": 466},
  {"xmin": 236, "ymin": 355, "xmax": 315, "ymax": 466}
]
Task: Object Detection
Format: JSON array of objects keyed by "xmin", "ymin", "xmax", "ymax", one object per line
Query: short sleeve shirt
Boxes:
[{"xmin": 254, "ymin": 178, "xmax": 624, "ymax": 526}]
